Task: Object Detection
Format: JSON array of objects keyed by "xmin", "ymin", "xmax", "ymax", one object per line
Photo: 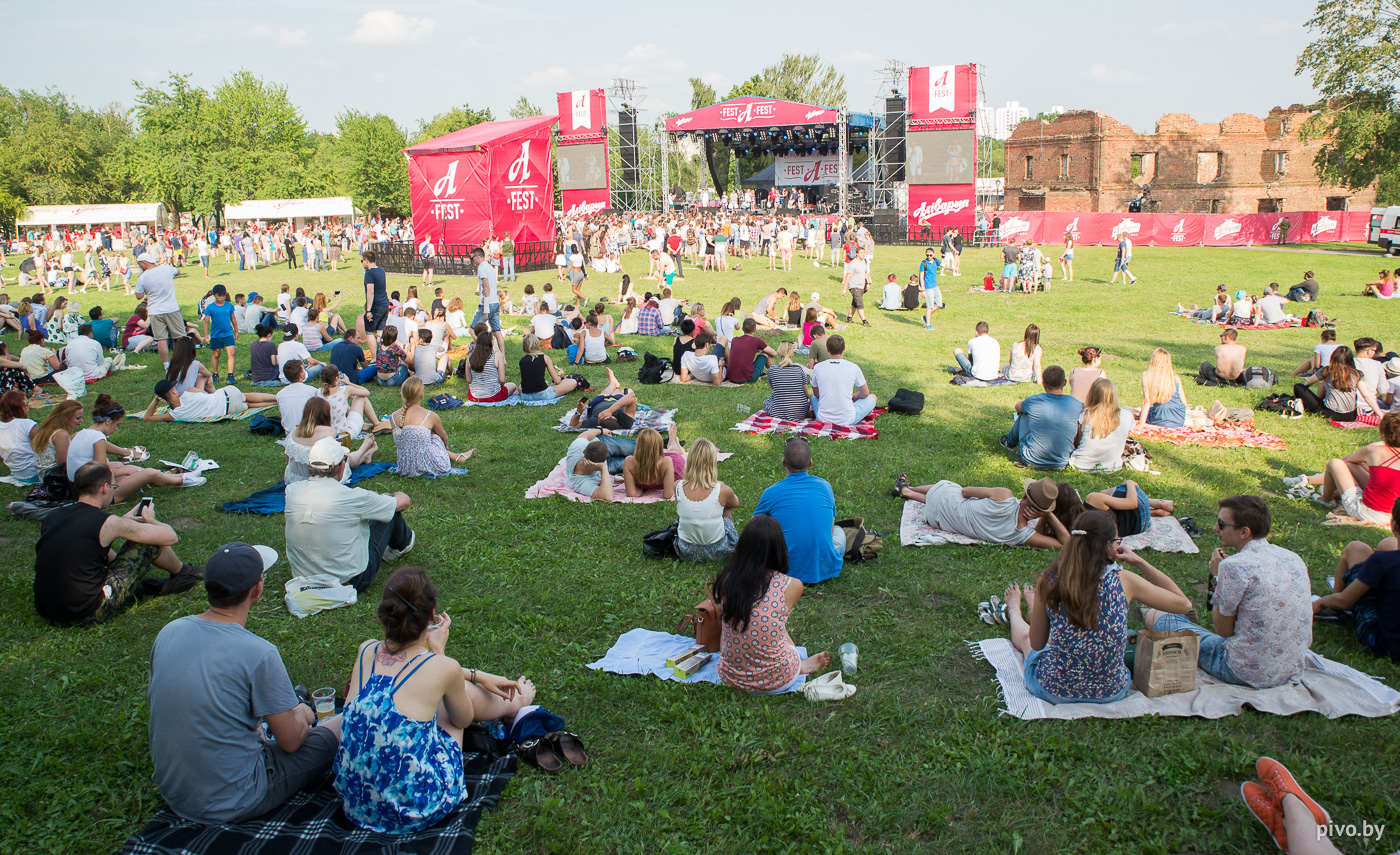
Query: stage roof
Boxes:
[
  {"xmin": 665, "ymin": 96, "xmax": 875, "ymax": 133},
  {"xmin": 223, "ymin": 197, "xmax": 355, "ymax": 221},
  {"xmin": 403, "ymin": 114, "xmax": 559, "ymax": 155},
  {"xmin": 741, "ymin": 159, "xmax": 873, "ymax": 186}
]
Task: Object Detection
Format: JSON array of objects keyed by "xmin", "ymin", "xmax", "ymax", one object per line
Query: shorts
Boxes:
[
  {"xmin": 1002, "ymin": 263, "xmax": 1017, "ymax": 278},
  {"xmin": 1114, "ymin": 258, "xmax": 1130, "ymax": 272},
  {"xmin": 149, "ymin": 311, "xmax": 187, "ymax": 341},
  {"xmin": 1023, "ymin": 647, "xmax": 1131, "ymax": 705},
  {"xmin": 224, "ymin": 385, "xmax": 248, "ymax": 414},
  {"xmin": 1062, "ymin": 251, "xmax": 1074, "ymax": 260},
  {"xmin": 848, "ymin": 288, "xmax": 866, "ymax": 310},
  {"xmin": 519, "ymin": 389, "xmax": 559, "ymax": 404},
  {"xmin": 238, "ymin": 727, "xmax": 339, "ymax": 823},
  {"xmin": 1341, "ymin": 564, "xmax": 1387, "ymax": 656},
  {"xmin": 365, "ymin": 305, "xmax": 389, "ymax": 333},
  {"xmin": 468, "ymin": 385, "xmax": 510, "ymax": 403},
  {"xmin": 924, "ymin": 286, "xmax": 943, "ymax": 309},
  {"xmin": 209, "ymin": 335, "xmax": 236, "ymax": 350},
  {"xmin": 1111, "ymin": 483, "xmax": 1151, "ymax": 537},
  {"xmin": 471, "ymin": 302, "xmax": 502, "ymax": 333},
  {"xmin": 200, "ymin": 256, "xmax": 209, "ymax": 267},
  {"xmin": 1340, "ymin": 487, "xmax": 1392, "ymax": 526},
  {"xmin": 422, "ymin": 257, "xmax": 435, "ymax": 271},
  {"xmin": 664, "ymin": 271, "xmax": 676, "ymax": 287}
]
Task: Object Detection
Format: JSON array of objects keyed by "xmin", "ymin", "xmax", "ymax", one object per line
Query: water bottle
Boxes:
[
  {"xmin": 737, "ymin": 404, "xmax": 751, "ymax": 414},
  {"xmin": 838, "ymin": 642, "xmax": 858, "ymax": 676},
  {"xmin": 488, "ymin": 720, "xmax": 506, "ymax": 740}
]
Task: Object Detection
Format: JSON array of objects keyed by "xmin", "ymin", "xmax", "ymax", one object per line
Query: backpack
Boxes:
[
  {"xmin": 637, "ymin": 352, "xmax": 673, "ymax": 384},
  {"xmin": 1241, "ymin": 365, "xmax": 1277, "ymax": 388},
  {"xmin": 836, "ymin": 517, "xmax": 883, "ymax": 562},
  {"xmin": 550, "ymin": 325, "xmax": 572, "ymax": 351},
  {"xmin": 1302, "ymin": 310, "xmax": 1335, "ymax": 329},
  {"xmin": 887, "ymin": 388, "xmax": 925, "ymax": 414},
  {"xmin": 1258, "ymin": 393, "xmax": 1303, "ymax": 417}
]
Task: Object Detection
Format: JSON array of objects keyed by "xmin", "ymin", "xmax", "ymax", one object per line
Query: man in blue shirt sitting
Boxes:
[
  {"xmin": 753, "ymin": 438, "xmax": 843, "ymax": 584},
  {"xmin": 329, "ymin": 328, "xmax": 376, "ymax": 385},
  {"xmin": 1000, "ymin": 365, "xmax": 1084, "ymax": 470}
]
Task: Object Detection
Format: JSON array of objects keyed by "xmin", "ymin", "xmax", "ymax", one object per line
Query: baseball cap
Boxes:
[
  {"xmin": 153, "ymin": 379, "xmax": 176, "ymax": 397},
  {"xmin": 1025, "ymin": 477, "xmax": 1058, "ymax": 513},
  {"xmin": 1234, "ymin": 289, "xmax": 1247, "ymax": 301},
  {"xmin": 283, "ymin": 324, "xmax": 299, "ymax": 340},
  {"xmin": 247, "ymin": 291, "xmax": 259, "ymax": 302},
  {"xmin": 137, "ymin": 252, "xmax": 158, "ymax": 264},
  {"xmin": 205, "ymin": 541, "xmax": 278, "ymax": 592},
  {"xmin": 211, "ymin": 283, "xmax": 228, "ymax": 296},
  {"xmin": 308, "ymin": 436, "xmax": 349, "ymax": 468}
]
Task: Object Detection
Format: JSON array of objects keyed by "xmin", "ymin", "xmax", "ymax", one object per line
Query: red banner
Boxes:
[
  {"xmin": 561, "ymin": 188, "xmax": 611, "ymax": 219},
  {"xmin": 907, "ymin": 65, "xmax": 979, "ymax": 126},
  {"xmin": 556, "ymin": 89, "xmax": 606, "ymax": 143},
  {"xmin": 665, "ymin": 96, "xmax": 840, "ymax": 132},
  {"xmin": 992, "ymin": 211, "xmax": 1372, "ymax": 247},
  {"xmin": 406, "ymin": 120, "xmax": 555, "ymax": 245},
  {"xmin": 907, "ymin": 184, "xmax": 977, "ymax": 238}
]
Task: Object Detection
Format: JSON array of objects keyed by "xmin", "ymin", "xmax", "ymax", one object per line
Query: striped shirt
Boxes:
[{"xmin": 762, "ymin": 364, "xmax": 810, "ymax": 421}]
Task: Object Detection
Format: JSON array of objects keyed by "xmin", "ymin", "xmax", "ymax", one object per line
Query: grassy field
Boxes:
[{"xmin": 1, "ymin": 240, "xmax": 1398, "ymax": 855}]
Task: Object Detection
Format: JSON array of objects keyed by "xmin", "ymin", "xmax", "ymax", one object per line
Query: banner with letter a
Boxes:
[
  {"xmin": 907, "ymin": 65, "xmax": 979, "ymax": 125},
  {"xmin": 557, "ymin": 88, "xmax": 611, "ymax": 214},
  {"xmin": 906, "ymin": 184, "xmax": 977, "ymax": 238}
]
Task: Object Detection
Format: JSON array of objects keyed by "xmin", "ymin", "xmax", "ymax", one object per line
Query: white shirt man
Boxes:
[
  {"xmin": 64, "ymin": 330, "xmax": 111, "ymax": 380},
  {"xmin": 1255, "ymin": 293, "xmax": 1290, "ymax": 325},
  {"xmin": 276, "ymin": 374, "xmax": 317, "ymax": 435},
  {"xmin": 277, "ymin": 338, "xmax": 314, "ymax": 383},
  {"xmin": 810, "ymin": 335, "xmax": 878, "ymax": 425},
  {"xmin": 962, "ymin": 326, "xmax": 1001, "ymax": 382}
]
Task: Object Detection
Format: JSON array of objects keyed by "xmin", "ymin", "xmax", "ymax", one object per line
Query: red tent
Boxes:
[
  {"xmin": 403, "ymin": 114, "xmax": 558, "ymax": 245},
  {"xmin": 664, "ymin": 96, "xmax": 840, "ymax": 133}
]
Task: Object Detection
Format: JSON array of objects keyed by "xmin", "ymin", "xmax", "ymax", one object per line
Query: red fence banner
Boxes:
[
  {"xmin": 907, "ymin": 184, "xmax": 977, "ymax": 238},
  {"xmin": 989, "ymin": 211, "xmax": 1371, "ymax": 247},
  {"xmin": 665, "ymin": 96, "xmax": 840, "ymax": 132},
  {"xmin": 556, "ymin": 89, "xmax": 607, "ymax": 143},
  {"xmin": 907, "ymin": 65, "xmax": 979, "ymax": 127},
  {"xmin": 561, "ymin": 187, "xmax": 611, "ymax": 219}
]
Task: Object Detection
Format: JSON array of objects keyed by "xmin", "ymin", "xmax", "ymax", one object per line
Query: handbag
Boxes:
[
  {"xmin": 835, "ymin": 517, "xmax": 883, "ymax": 562},
  {"xmin": 675, "ymin": 584, "xmax": 721, "ymax": 653},
  {"xmin": 641, "ymin": 521, "xmax": 679, "ymax": 559}
]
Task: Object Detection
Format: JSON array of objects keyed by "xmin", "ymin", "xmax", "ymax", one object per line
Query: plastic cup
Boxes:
[
  {"xmin": 838, "ymin": 642, "xmax": 858, "ymax": 676},
  {"xmin": 312, "ymin": 687, "xmax": 335, "ymax": 721}
]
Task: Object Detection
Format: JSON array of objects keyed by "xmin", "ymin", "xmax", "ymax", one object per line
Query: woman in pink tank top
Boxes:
[{"xmin": 1287, "ymin": 411, "xmax": 1400, "ymax": 525}]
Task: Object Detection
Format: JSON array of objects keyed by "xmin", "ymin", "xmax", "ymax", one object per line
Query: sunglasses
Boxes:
[{"xmin": 1216, "ymin": 517, "xmax": 1243, "ymax": 529}]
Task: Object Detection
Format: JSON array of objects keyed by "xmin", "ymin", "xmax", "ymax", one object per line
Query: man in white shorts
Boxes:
[{"xmin": 143, "ymin": 379, "xmax": 278, "ymax": 422}]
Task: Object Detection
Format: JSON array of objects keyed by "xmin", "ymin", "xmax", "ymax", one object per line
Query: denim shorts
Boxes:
[
  {"xmin": 1002, "ymin": 263, "xmax": 1017, "ymax": 278},
  {"xmin": 1112, "ymin": 483, "xmax": 1151, "ymax": 536},
  {"xmin": 519, "ymin": 389, "xmax": 558, "ymax": 403},
  {"xmin": 1150, "ymin": 613, "xmax": 1243, "ymax": 684},
  {"xmin": 1023, "ymin": 647, "xmax": 1132, "ymax": 705}
]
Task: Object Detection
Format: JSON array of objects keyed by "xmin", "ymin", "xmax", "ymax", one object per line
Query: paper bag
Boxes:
[{"xmin": 1131, "ymin": 628, "xmax": 1199, "ymax": 697}]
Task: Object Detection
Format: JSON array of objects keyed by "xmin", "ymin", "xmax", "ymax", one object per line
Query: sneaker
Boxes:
[
  {"xmin": 180, "ymin": 473, "xmax": 207, "ymax": 487},
  {"xmin": 1257, "ymin": 757, "xmax": 1331, "ymax": 827},
  {"xmin": 383, "ymin": 530, "xmax": 416, "ymax": 562},
  {"xmin": 924, "ymin": 324, "xmax": 933, "ymax": 331},
  {"xmin": 1241, "ymin": 781, "xmax": 1287, "ymax": 852},
  {"xmin": 1282, "ymin": 474, "xmax": 1308, "ymax": 488},
  {"xmin": 861, "ymin": 320, "xmax": 871, "ymax": 327}
]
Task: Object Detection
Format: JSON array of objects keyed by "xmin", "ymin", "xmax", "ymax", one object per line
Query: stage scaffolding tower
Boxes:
[
  {"xmin": 975, "ymin": 65, "xmax": 992, "ymax": 185},
  {"xmin": 607, "ymin": 79, "xmax": 663, "ymax": 212},
  {"xmin": 871, "ymin": 59, "xmax": 907, "ymax": 214}
]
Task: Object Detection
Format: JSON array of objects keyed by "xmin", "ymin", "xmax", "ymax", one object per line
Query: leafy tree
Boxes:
[
  {"xmin": 409, "ymin": 104, "xmax": 494, "ymax": 146},
  {"xmin": 1296, "ymin": 0, "xmax": 1398, "ymax": 198},
  {"xmin": 509, "ymin": 96, "xmax": 543, "ymax": 119},
  {"xmin": 688, "ymin": 78, "xmax": 717, "ymax": 111},
  {"xmin": 725, "ymin": 54, "xmax": 848, "ymax": 109},
  {"xmin": 336, "ymin": 110, "xmax": 408, "ymax": 215},
  {"xmin": 206, "ymin": 71, "xmax": 314, "ymax": 214},
  {"xmin": 128, "ymin": 74, "xmax": 219, "ymax": 223}
]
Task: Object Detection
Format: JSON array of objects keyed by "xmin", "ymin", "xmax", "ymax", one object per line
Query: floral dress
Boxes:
[
  {"xmin": 321, "ymin": 385, "xmax": 363, "ymax": 436},
  {"xmin": 1027, "ymin": 565, "xmax": 1131, "ymax": 701},
  {"xmin": 717, "ymin": 572, "xmax": 801, "ymax": 692},
  {"xmin": 391, "ymin": 410, "xmax": 451, "ymax": 477},
  {"xmin": 334, "ymin": 644, "xmax": 465, "ymax": 833}
]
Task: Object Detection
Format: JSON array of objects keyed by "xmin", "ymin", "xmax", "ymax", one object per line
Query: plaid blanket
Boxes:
[
  {"xmin": 553, "ymin": 405, "xmax": 674, "ymax": 436},
  {"xmin": 731, "ymin": 409, "xmax": 884, "ymax": 440},
  {"xmin": 1130, "ymin": 422, "xmax": 1286, "ymax": 450},
  {"xmin": 120, "ymin": 749, "xmax": 516, "ymax": 855},
  {"xmin": 132, "ymin": 405, "xmax": 276, "ymax": 424},
  {"xmin": 1331, "ymin": 413, "xmax": 1381, "ymax": 429}
]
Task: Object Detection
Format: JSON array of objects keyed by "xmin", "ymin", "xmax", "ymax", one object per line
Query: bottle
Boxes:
[
  {"xmin": 737, "ymin": 403, "xmax": 751, "ymax": 414},
  {"xmin": 838, "ymin": 642, "xmax": 858, "ymax": 676}
]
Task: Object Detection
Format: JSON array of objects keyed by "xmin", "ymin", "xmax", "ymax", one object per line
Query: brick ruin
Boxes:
[{"xmin": 1003, "ymin": 107, "xmax": 1376, "ymax": 214}]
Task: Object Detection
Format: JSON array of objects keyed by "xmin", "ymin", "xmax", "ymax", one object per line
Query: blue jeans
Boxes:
[
  {"xmin": 355, "ymin": 365, "xmax": 378, "ymax": 385},
  {"xmin": 502, "ymin": 257, "xmax": 515, "ymax": 281},
  {"xmin": 472, "ymin": 302, "xmax": 502, "ymax": 332},
  {"xmin": 954, "ymin": 350, "xmax": 973, "ymax": 376},
  {"xmin": 597, "ymin": 434, "xmax": 636, "ymax": 476},
  {"xmin": 1150, "ymin": 613, "xmax": 1244, "ymax": 685},
  {"xmin": 304, "ymin": 364, "xmax": 324, "ymax": 382},
  {"xmin": 349, "ymin": 512, "xmax": 413, "ymax": 593},
  {"xmin": 809, "ymin": 394, "xmax": 877, "ymax": 425},
  {"xmin": 1023, "ymin": 647, "xmax": 1132, "ymax": 705},
  {"xmin": 376, "ymin": 365, "xmax": 408, "ymax": 386},
  {"xmin": 747, "ymin": 354, "xmax": 769, "ymax": 383}
]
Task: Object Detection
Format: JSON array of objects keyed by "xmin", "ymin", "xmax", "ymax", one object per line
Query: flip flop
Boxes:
[
  {"xmin": 544, "ymin": 731, "xmax": 588, "ymax": 767},
  {"xmin": 891, "ymin": 472, "xmax": 911, "ymax": 498},
  {"xmin": 977, "ymin": 602, "xmax": 997, "ymax": 625}
]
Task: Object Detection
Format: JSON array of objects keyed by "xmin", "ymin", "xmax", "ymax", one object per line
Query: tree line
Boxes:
[{"xmin": 0, "ymin": 72, "xmax": 544, "ymax": 230}]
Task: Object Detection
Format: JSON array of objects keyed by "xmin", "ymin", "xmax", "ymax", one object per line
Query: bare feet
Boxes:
[
  {"xmin": 515, "ymin": 677, "xmax": 537, "ymax": 707},
  {"xmin": 456, "ymin": 448, "xmax": 477, "ymax": 463},
  {"xmin": 605, "ymin": 367, "xmax": 618, "ymax": 388},
  {"xmin": 799, "ymin": 651, "xmax": 831, "ymax": 674},
  {"xmin": 1004, "ymin": 583, "xmax": 1022, "ymax": 615},
  {"xmin": 1153, "ymin": 499, "xmax": 1175, "ymax": 516},
  {"xmin": 1022, "ymin": 583, "xmax": 1036, "ymax": 610}
]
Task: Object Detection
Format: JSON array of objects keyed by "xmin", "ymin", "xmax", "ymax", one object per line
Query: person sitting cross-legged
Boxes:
[
  {"xmin": 753, "ymin": 438, "xmax": 843, "ymax": 584},
  {"xmin": 148, "ymin": 541, "xmax": 340, "ymax": 824},
  {"xmin": 1000, "ymin": 365, "xmax": 1083, "ymax": 470},
  {"xmin": 1315, "ymin": 504, "xmax": 1400, "ymax": 663},
  {"xmin": 144, "ymin": 378, "xmax": 279, "ymax": 422},
  {"xmin": 1002, "ymin": 509, "xmax": 1193, "ymax": 704},
  {"xmin": 953, "ymin": 321, "xmax": 1001, "ymax": 381},
  {"xmin": 675, "ymin": 438, "xmax": 740, "ymax": 562},
  {"xmin": 1142, "ymin": 495, "xmax": 1312, "ymax": 688},
  {"xmin": 1200, "ymin": 327, "xmax": 1247, "ymax": 385},
  {"xmin": 33, "ymin": 461, "xmax": 203, "ymax": 626},
  {"xmin": 285, "ymin": 436, "xmax": 415, "ymax": 593},
  {"xmin": 809, "ymin": 334, "xmax": 877, "ymax": 425},
  {"xmin": 680, "ymin": 330, "xmax": 726, "ymax": 386},
  {"xmin": 762, "ymin": 341, "xmax": 813, "ymax": 421},
  {"xmin": 724, "ymin": 317, "xmax": 777, "ymax": 385}
]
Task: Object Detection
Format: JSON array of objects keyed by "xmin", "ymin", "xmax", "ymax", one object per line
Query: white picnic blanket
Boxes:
[
  {"xmin": 899, "ymin": 500, "xmax": 1199, "ymax": 553},
  {"xmin": 973, "ymin": 637, "xmax": 1400, "ymax": 720},
  {"xmin": 586, "ymin": 628, "xmax": 807, "ymax": 694}
]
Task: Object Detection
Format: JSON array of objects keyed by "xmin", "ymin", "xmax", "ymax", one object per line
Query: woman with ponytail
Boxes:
[{"xmin": 1002, "ymin": 509, "xmax": 1192, "ymax": 704}]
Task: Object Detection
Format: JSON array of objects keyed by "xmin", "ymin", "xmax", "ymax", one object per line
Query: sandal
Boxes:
[
  {"xmin": 977, "ymin": 602, "xmax": 996, "ymax": 625},
  {"xmin": 517, "ymin": 738, "xmax": 563, "ymax": 773},
  {"xmin": 891, "ymin": 472, "xmax": 911, "ymax": 498},
  {"xmin": 544, "ymin": 731, "xmax": 588, "ymax": 767},
  {"xmin": 1178, "ymin": 517, "xmax": 1203, "ymax": 538}
]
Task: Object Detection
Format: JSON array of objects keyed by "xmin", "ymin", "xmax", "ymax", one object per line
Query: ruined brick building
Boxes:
[{"xmin": 1003, "ymin": 107, "xmax": 1376, "ymax": 214}]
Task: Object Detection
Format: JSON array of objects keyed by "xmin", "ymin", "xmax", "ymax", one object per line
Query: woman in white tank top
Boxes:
[{"xmin": 674, "ymin": 439, "xmax": 741, "ymax": 562}]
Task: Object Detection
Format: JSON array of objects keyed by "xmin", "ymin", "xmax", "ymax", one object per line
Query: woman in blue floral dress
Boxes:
[{"xmin": 334, "ymin": 568, "xmax": 536, "ymax": 833}]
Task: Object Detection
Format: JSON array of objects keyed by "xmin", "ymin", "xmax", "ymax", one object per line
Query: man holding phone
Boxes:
[{"xmin": 33, "ymin": 462, "xmax": 202, "ymax": 626}]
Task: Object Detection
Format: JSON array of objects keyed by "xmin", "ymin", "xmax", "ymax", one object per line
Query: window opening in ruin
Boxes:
[
  {"xmin": 1024, "ymin": 155, "xmax": 1033, "ymax": 180},
  {"xmin": 1326, "ymin": 196, "xmax": 1347, "ymax": 212},
  {"xmin": 1059, "ymin": 154, "xmax": 1070, "ymax": 179},
  {"xmin": 1258, "ymin": 199, "xmax": 1281, "ymax": 214},
  {"xmin": 1197, "ymin": 151, "xmax": 1222, "ymax": 183},
  {"xmin": 1273, "ymin": 152, "xmax": 1288, "ymax": 176}
]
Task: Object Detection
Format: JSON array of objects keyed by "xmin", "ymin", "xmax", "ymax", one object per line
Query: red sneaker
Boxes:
[
  {"xmin": 1241, "ymin": 781, "xmax": 1288, "ymax": 852},
  {"xmin": 1258, "ymin": 757, "xmax": 1331, "ymax": 827}
]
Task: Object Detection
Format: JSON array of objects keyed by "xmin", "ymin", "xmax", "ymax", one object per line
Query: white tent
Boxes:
[
  {"xmin": 223, "ymin": 197, "xmax": 356, "ymax": 228},
  {"xmin": 18, "ymin": 202, "xmax": 165, "ymax": 228}
]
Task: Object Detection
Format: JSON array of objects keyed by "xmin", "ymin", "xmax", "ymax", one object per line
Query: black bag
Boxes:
[
  {"xmin": 642, "ymin": 521, "xmax": 679, "ymax": 559},
  {"xmin": 1257, "ymin": 393, "xmax": 1299, "ymax": 414},
  {"xmin": 638, "ymin": 352, "xmax": 673, "ymax": 385},
  {"xmin": 40, "ymin": 465, "xmax": 73, "ymax": 501},
  {"xmin": 887, "ymin": 388, "xmax": 925, "ymax": 414},
  {"xmin": 1241, "ymin": 365, "xmax": 1278, "ymax": 388},
  {"xmin": 550, "ymin": 326, "xmax": 572, "ymax": 351}
]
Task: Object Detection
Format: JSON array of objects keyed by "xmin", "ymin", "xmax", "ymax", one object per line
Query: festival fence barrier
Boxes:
[{"xmin": 980, "ymin": 210, "xmax": 1370, "ymax": 247}]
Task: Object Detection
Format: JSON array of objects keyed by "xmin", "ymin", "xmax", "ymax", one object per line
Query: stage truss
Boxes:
[
  {"xmin": 607, "ymin": 79, "xmax": 663, "ymax": 213},
  {"xmin": 871, "ymin": 59, "xmax": 907, "ymax": 215}
]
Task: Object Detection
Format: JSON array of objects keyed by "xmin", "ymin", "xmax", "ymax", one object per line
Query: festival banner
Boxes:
[
  {"xmin": 907, "ymin": 65, "xmax": 979, "ymax": 126},
  {"xmin": 1152, "ymin": 214, "xmax": 1206, "ymax": 246},
  {"xmin": 907, "ymin": 184, "xmax": 977, "ymax": 237},
  {"xmin": 773, "ymin": 153, "xmax": 852, "ymax": 187},
  {"xmin": 665, "ymin": 96, "xmax": 841, "ymax": 132},
  {"xmin": 994, "ymin": 210, "xmax": 1374, "ymax": 247},
  {"xmin": 1037, "ymin": 212, "xmax": 1107, "ymax": 247},
  {"xmin": 556, "ymin": 89, "xmax": 607, "ymax": 142},
  {"xmin": 561, "ymin": 187, "xmax": 612, "ymax": 219}
]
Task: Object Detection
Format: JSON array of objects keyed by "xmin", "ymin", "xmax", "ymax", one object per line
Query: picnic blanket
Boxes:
[
  {"xmin": 221, "ymin": 463, "xmax": 395, "ymax": 514},
  {"xmin": 416, "ymin": 467, "xmax": 471, "ymax": 479},
  {"xmin": 119, "ymin": 748, "xmax": 516, "ymax": 855},
  {"xmin": 971, "ymin": 637, "xmax": 1400, "ymax": 720},
  {"xmin": 461, "ymin": 393, "xmax": 562, "ymax": 408},
  {"xmin": 899, "ymin": 500, "xmax": 1199, "ymax": 553},
  {"xmin": 731, "ymin": 409, "xmax": 884, "ymax": 440},
  {"xmin": 1323, "ymin": 509, "xmax": 1391, "ymax": 530},
  {"xmin": 1331, "ymin": 413, "xmax": 1381, "ymax": 429},
  {"xmin": 133, "ymin": 405, "xmax": 276, "ymax": 424},
  {"xmin": 949, "ymin": 376, "xmax": 1016, "ymax": 387},
  {"xmin": 525, "ymin": 452, "xmax": 732, "ymax": 502},
  {"xmin": 553, "ymin": 405, "xmax": 674, "ymax": 436},
  {"xmin": 1172, "ymin": 312, "xmax": 1299, "ymax": 330},
  {"xmin": 1130, "ymin": 422, "xmax": 1286, "ymax": 450},
  {"xmin": 587, "ymin": 628, "xmax": 808, "ymax": 694}
]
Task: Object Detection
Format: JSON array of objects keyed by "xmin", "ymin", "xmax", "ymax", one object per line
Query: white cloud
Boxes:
[
  {"xmin": 624, "ymin": 42, "xmax": 686, "ymax": 73},
  {"xmin": 348, "ymin": 10, "xmax": 434, "ymax": 45},
  {"xmin": 1087, "ymin": 63, "xmax": 1143, "ymax": 84},
  {"xmin": 523, "ymin": 66, "xmax": 570, "ymax": 88},
  {"xmin": 277, "ymin": 28, "xmax": 308, "ymax": 47},
  {"xmin": 837, "ymin": 50, "xmax": 879, "ymax": 64}
]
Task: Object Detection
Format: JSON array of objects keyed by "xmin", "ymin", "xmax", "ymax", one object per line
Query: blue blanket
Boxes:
[{"xmin": 221, "ymin": 463, "xmax": 395, "ymax": 515}]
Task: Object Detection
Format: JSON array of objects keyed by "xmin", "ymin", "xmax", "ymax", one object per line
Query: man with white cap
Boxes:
[
  {"xmin": 285, "ymin": 436, "xmax": 414, "ymax": 592},
  {"xmin": 133, "ymin": 251, "xmax": 185, "ymax": 369},
  {"xmin": 148, "ymin": 541, "xmax": 342, "ymax": 823}
]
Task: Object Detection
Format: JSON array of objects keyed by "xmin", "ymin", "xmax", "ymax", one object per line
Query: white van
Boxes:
[{"xmin": 1370, "ymin": 206, "xmax": 1400, "ymax": 254}]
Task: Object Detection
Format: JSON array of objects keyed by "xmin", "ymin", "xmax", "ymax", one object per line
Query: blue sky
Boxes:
[{"xmin": 0, "ymin": 0, "xmax": 1321, "ymax": 134}]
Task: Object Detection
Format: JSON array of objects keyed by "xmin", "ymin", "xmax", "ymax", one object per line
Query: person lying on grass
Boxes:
[
  {"xmin": 893, "ymin": 474, "xmax": 1074, "ymax": 549},
  {"xmin": 564, "ymin": 429, "xmax": 620, "ymax": 502},
  {"xmin": 567, "ymin": 369, "xmax": 637, "ymax": 431},
  {"xmin": 1000, "ymin": 509, "xmax": 1192, "ymax": 704},
  {"xmin": 144, "ymin": 378, "xmax": 279, "ymax": 423},
  {"xmin": 622, "ymin": 425, "xmax": 686, "ymax": 499},
  {"xmin": 713, "ymin": 514, "xmax": 830, "ymax": 693}
]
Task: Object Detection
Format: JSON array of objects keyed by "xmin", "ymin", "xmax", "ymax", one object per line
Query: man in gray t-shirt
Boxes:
[{"xmin": 149, "ymin": 542, "xmax": 340, "ymax": 823}]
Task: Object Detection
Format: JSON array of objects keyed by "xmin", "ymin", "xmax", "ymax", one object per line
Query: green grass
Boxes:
[{"xmin": 2, "ymin": 243, "xmax": 1398, "ymax": 855}]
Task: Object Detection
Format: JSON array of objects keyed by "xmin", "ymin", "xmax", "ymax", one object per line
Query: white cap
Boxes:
[
  {"xmin": 308, "ymin": 436, "xmax": 349, "ymax": 468},
  {"xmin": 136, "ymin": 252, "xmax": 158, "ymax": 264},
  {"xmin": 811, "ymin": 292, "xmax": 820, "ymax": 302}
]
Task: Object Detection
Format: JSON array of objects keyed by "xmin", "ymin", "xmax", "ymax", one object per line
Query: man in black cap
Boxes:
[
  {"xmin": 33, "ymin": 462, "xmax": 202, "ymax": 626},
  {"xmin": 148, "ymin": 541, "xmax": 341, "ymax": 824},
  {"xmin": 142, "ymin": 377, "xmax": 277, "ymax": 422}
]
